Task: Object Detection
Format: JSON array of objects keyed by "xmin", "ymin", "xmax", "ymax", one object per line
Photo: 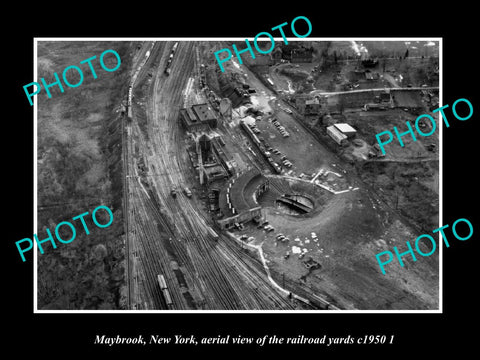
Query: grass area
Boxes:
[{"xmin": 37, "ymin": 41, "xmax": 134, "ymax": 309}]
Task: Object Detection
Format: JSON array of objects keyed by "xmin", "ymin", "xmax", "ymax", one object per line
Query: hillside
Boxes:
[{"xmin": 36, "ymin": 41, "xmax": 133, "ymax": 309}]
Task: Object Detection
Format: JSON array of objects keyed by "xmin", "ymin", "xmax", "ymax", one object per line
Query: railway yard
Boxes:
[{"xmin": 123, "ymin": 40, "xmax": 440, "ymax": 310}]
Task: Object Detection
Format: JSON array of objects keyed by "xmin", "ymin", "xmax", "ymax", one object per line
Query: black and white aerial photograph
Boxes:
[{"xmin": 35, "ymin": 39, "xmax": 441, "ymax": 311}]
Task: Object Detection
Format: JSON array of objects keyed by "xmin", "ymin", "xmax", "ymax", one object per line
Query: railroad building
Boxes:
[
  {"xmin": 180, "ymin": 104, "xmax": 218, "ymax": 133},
  {"xmin": 196, "ymin": 134, "xmax": 229, "ymax": 184},
  {"xmin": 216, "ymin": 169, "xmax": 269, "ymax": 230}
]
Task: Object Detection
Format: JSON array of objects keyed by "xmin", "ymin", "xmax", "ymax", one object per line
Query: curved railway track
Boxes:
[{"xmin": 126, "ymin": 41, "xmax": 295, "ymax": 310}]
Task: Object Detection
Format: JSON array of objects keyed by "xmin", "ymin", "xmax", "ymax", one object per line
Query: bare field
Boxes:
[
  {"xmin": 247, "ymin": 184, "xmax": 438, "ymax": 310},
  {"xmin": 342, "ymin": 107, "xmax": 439, "ymax": 160}
]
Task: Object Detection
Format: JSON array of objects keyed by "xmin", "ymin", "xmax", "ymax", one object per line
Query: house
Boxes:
[
  {"xmin": 365, "ymin": 70, "xmax": 380, "ymax": 80},
  {"xmin": 291, "ymin": 47, "xmax": 314, "ymax": 63},
  {"xmin": 271, "ymin": 47, "xmax": 283, "ymax": 63},
  {"xmin": 271, "ymin": 45, "xmax": 314, "ymax": 63},
  {"xmin": 304, "ymin": 98, "xmax": 321, "ymax": 115}
]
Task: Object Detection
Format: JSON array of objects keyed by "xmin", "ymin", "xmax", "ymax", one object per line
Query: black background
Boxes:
[{"xmin": 4, "ymin": 3, "xmax": 478, "ymax": 356}]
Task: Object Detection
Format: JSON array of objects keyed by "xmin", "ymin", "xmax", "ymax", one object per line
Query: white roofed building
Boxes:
[
  {"xmin": 327, "ymin": 125, "xmax": 348, "ymax": 145},
  {"xmin": 333, "ymin": 123, "xmax": 357, "ymax": 138}
]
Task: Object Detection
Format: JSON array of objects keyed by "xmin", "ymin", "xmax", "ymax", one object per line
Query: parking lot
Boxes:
[{"xmin": 252, "ymin": 99, "xmax": 345, "ymax": 179}]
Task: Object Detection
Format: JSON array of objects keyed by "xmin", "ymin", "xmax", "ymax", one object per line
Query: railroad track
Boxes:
[
  {"xmin": 126, "ymin": 41, "xmax": 171, "ymax": 310},
  {"xmin": 126, "ymin": 41, "xmax": 300, "ymax": 310}
]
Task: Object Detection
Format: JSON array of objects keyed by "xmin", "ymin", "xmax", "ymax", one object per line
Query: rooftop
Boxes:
[
  {"xmin": 334, "ymin": 123, "xmax": 356, "ymax": 133},
  {"xmin": 219, "ymin": 169, "xmax": 265, "ymax": 216},
  {"xmin": 305, "ymin": 98, "xmax": 320, "ymax": 105},
  {"xmin": 191, "ymin": 104, "xmax": 217, "ymax": 122}
]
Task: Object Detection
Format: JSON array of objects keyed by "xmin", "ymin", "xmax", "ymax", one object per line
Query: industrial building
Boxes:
[
  {"xmin": 195, "ymin": 134, "xmax": 230, "ymax": 184},
  {"xmin": 327, "ymin": 126, "xmax": 347, "ymax": 145},
  {"xmin": 327, "ymin": 123, "xmax": 356, "ymax": 145},
  {"xmin": 216, "ymin": 169, "xmax": 269, "ymax": 230},
  {"xmin": 240, "ymin": 119, "xmax": 281, "ymax": 173},
  {"xmin": 180, "ymin": 103, "xmax": 218, "ymax": 132},
  {"xmin": 333, "ymin": 123, "xmax": 357, "ymax": 138}
]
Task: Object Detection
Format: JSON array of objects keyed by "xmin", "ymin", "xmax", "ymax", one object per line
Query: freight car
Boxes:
[
  {"xmin": 157, "ymin": 274, "xmax": 173, "ymax": 307},
  {"xmin": 164, "ymin": 42, "xmax": 179, "ymax": 75}
]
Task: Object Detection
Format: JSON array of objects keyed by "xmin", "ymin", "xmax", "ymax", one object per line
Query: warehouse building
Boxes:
[
  {"xmin": 327, "ymin": 123, "xmax": 357, "ymax": 146},
  {"xmin": 327, "ymin": 125, "xmax": 348, "ymax": 145},
  {"xmin": 333, "ymin": 123, "xmax": 357, "ymax": 138},
  {"xmin": 180, "ymin": 104, "xmax": 218, "ymax": 132}
]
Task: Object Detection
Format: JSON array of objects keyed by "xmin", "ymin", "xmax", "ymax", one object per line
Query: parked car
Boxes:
[
  {"xmin": 183, "ymin": 187, "xmax": 192, "ymax": 198},
  {"xmin": 264, "ymin": 225, "xmax": 275, "ymax": 232},
  {"xmin": 235, "ymin": 222, "xmax": 244, "ymax": 230}
]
